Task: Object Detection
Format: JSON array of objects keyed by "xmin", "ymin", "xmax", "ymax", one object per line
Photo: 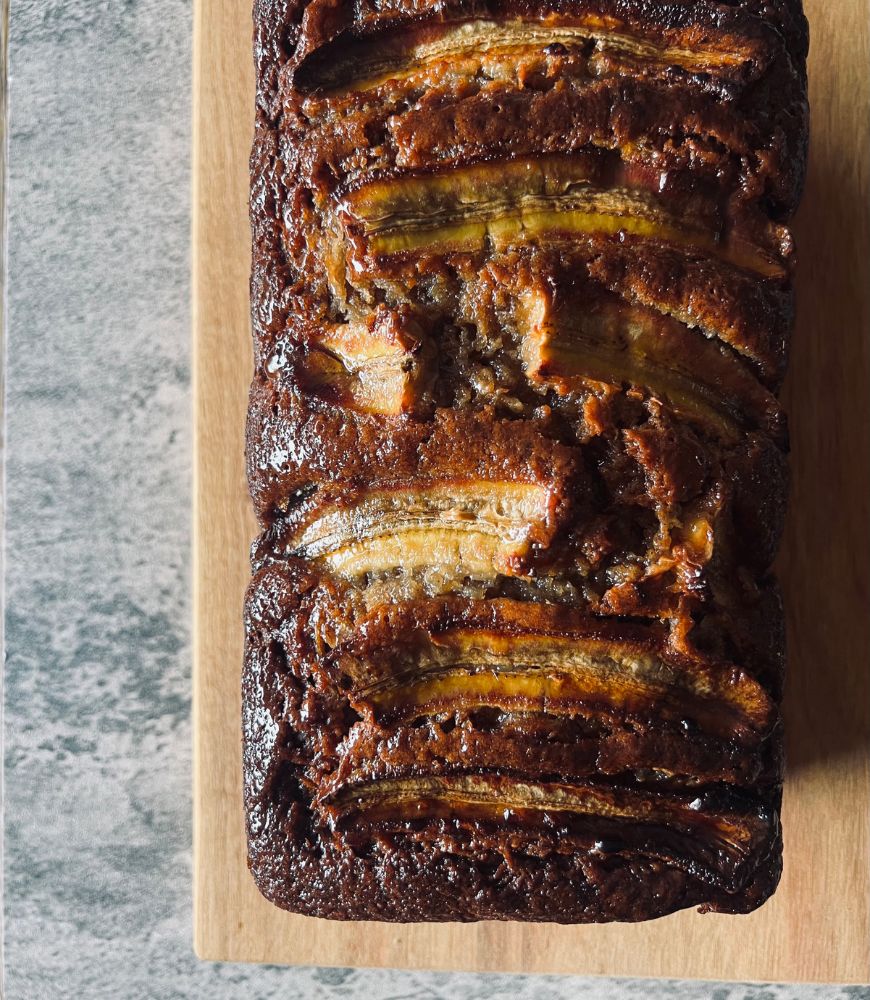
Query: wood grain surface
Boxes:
[{"xmin": 192, "ymin": 0, "xmax": 870, "ymax": 981}]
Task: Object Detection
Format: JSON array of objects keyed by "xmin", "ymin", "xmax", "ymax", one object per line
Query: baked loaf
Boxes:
[{"xmin": 244, "ymin": 0, "xmax": 808, "ymax": 922}]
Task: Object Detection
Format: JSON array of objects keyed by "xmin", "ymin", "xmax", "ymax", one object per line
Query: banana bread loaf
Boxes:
[{"xmin": 243, "ymin": 0, "xmax": 808, "ymax": 922}]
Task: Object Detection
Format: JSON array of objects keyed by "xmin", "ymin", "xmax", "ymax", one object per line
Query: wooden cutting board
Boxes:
[{"xmin": 192, "ymin": 0, "xmax": 870, "ymax": 981}]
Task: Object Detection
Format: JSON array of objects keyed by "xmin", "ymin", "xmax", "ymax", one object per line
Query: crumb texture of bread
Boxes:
[{"xmin": 244, "ymin": 0, "xmax": 807, "ymax": 923}]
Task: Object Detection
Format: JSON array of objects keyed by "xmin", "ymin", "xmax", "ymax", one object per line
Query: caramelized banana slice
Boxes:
[
  {"xmin": 319, "ymin": 774, "xmax": 766, "ymax": 884},
  {"xmin": 296, "ymin": 18, "xmax": 762, "ymax": 95},
  {"xmin": 341, "ymin": 627, "xmax": 773, "ymax": 740},
  {"xmin": 323, "ymin": 775, "xmax": 754, "ymax": 843},
  {"xmin": 516, "ymin": 285, "xmax": 783, "ymax": 442},
  {"xmin": 342, "ymin": 157, "xmax": 784, "ymax": 277},
  {"xmin": 299, "ymin": 309, "xmax": 427, "ymax": 414},
  {"xmin": 288, "ymin": 483, "xmax": 557, "ymax": 578},
  {"xmin": 326, "ymin": 715, "xmax": 773, "ymax": 791}
]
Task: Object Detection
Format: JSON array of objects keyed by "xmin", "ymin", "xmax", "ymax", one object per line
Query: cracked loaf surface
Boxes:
[{"xmin": 243, "ymin": 0, "xmax": 808, "ymax": 922}]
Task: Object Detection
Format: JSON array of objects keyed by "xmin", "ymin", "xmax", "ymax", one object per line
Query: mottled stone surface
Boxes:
[{"xmin": 1, "ymin": 2, "xmax": 867, "ymax": 998}]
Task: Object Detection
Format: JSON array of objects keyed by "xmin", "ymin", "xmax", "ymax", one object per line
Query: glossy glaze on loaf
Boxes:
[{"xmin": 244, "ymin": 0, "xmax": 808, "ymax": 922}]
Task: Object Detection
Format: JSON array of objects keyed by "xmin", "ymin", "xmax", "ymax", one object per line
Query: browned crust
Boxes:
[
  {"xmin": 243, "ymin": 0, "xmax": 807, "ymax": 924},
  {"xmin": 244, "ymin": 562, "xmax": 783, "ymax": 920}
]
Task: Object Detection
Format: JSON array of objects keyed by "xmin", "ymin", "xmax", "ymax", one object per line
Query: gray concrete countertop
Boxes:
[{"xmin": 2, "ymin": 2, "xmax": 867, "ymax": 998}]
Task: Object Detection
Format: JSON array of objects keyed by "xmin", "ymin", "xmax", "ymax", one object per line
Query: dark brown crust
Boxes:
[
  {"xmin": 244, "ymin": 563, "xmax": 783, "ymax": 921},
  {"xmin": 244, "ymin": 0, "xmax": 807, "ymax": 923}
]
